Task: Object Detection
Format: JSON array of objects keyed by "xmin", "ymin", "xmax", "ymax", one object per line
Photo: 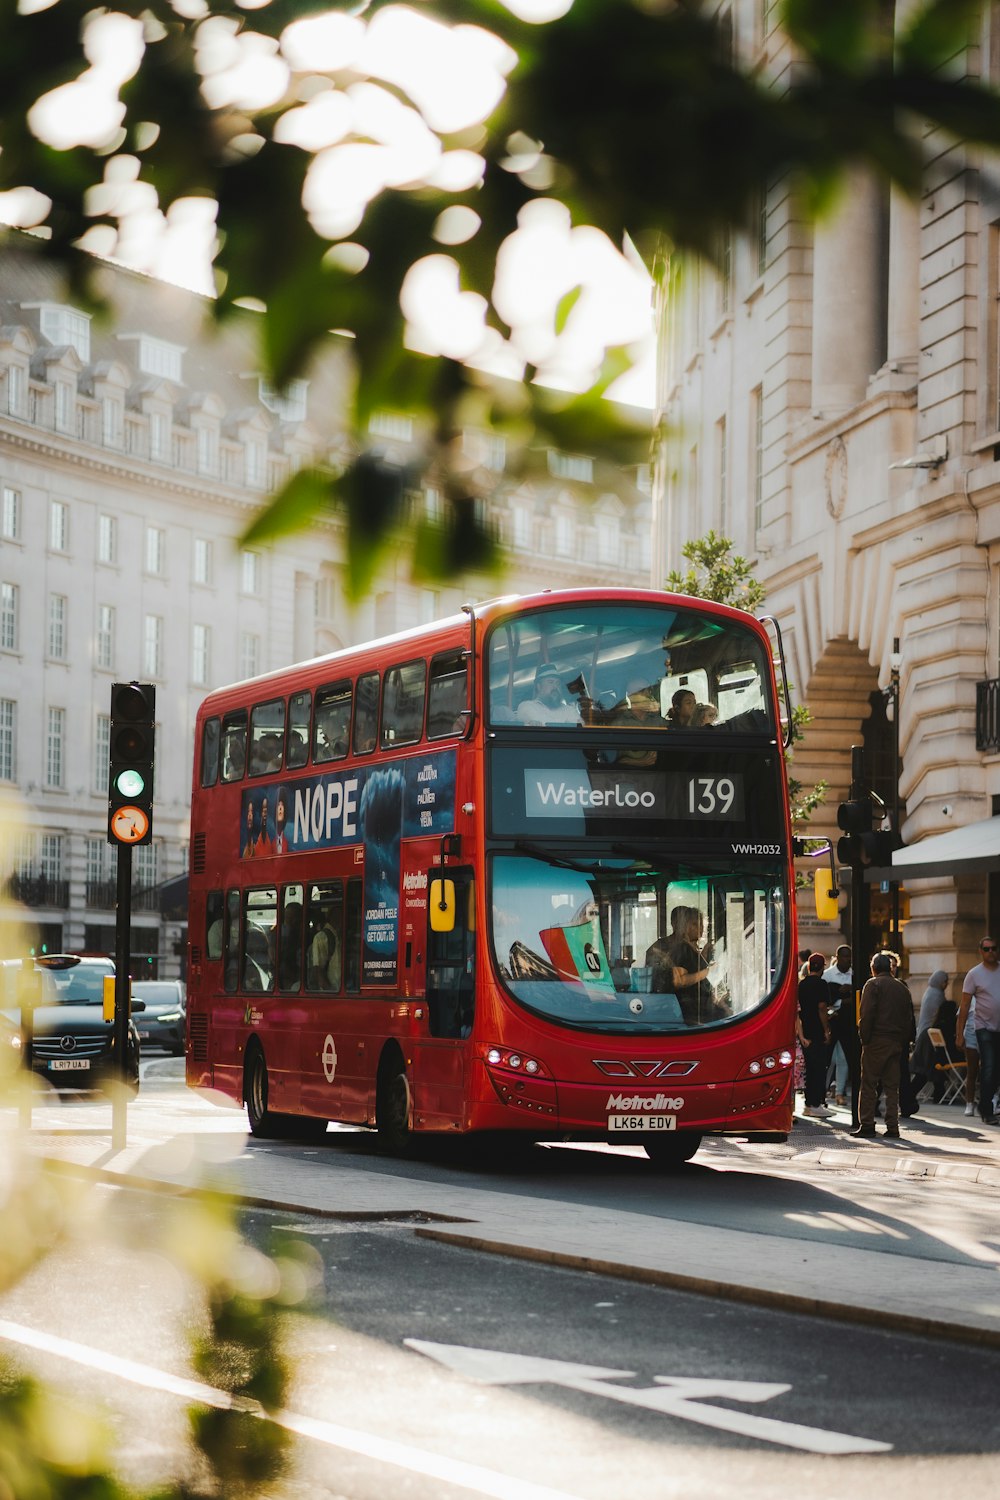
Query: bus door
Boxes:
[{"xmin": 414, "ymin": 865, "xmax": 474, "ymax": 1124}]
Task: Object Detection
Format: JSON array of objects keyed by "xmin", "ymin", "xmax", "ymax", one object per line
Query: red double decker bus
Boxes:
[{"xmin": 186, "ymin": 588, "xmax": 797, "ymax": 1167}]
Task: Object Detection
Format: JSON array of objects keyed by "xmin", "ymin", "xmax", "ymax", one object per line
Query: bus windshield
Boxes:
[
  {"xmin": 487, "ymin": 602, "xmax": 773, "ymax": 733},
  {"xmin": 489, "ymin": 853, "xmax": 787, "ymax": 1032}
]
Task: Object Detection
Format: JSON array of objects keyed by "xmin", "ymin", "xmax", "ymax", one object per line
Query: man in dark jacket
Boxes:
[{"xmin": 852, "ymin": 952, "xmax": 916, "ymax": 1139}]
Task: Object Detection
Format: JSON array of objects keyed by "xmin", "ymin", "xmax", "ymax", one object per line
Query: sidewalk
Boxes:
[{"xmin": 9, "ymin": 1086, "xmax": 1000, "ymax": 1352}]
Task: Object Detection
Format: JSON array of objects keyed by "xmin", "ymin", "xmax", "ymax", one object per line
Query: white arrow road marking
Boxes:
[
  {"xmin": 0, "ymin": 1321, "xmax": 585, "ymax": 1500},
  {"xmin": 405, "ymin": 1341, "xmax": 892, "ymax": 1456}
]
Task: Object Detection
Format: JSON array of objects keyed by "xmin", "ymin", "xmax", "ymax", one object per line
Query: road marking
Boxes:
[
  {"xmin": 0, "ymin": 1320, "xmax": 584, "ymax": 1500},
  {"xmin": 406, "ymin": 1340, "xmax": 892, "ymax": 1456}
]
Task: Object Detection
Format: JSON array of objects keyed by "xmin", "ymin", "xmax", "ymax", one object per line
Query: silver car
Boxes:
[{"xmin": 130, "ymin": 979, "xmax": 186, "ymax": 1055}]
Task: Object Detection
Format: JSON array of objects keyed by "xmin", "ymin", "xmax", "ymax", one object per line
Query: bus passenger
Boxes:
[
  {"xmin": 244, "ymin": 926, "xmax": 273, "ymax": 992},
  {"xmin": 309, "ymin": 913, "xmax": 341, "ymax": 991},
  {"xmin": 691, "ymin": 702, "xmax": 718, "ymax": 727},
  {"xmin": 517, "ymin": 663, "xmax": 592, "ymax": 726},
  {"xmin": 645, "ymin": 905, "xmax": 721, "ymax": 1025},
  {"xmin": 666, "ymin": 689, "xmax": 697, "ymax": 727}
]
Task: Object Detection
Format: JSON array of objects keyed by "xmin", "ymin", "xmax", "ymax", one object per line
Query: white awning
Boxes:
[{"xmin": 890, "ymin": 816, "xmax": 1000, "ymax": 881}]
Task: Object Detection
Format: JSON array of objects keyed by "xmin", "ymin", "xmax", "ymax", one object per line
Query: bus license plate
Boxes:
[
  {"xmin": 608, "ymin": 1114, "xmax": 676, "ymax": 1132},
  {"xmin": 50, "ymin": 1059, "xmax": 90, "ymax": 1071}
]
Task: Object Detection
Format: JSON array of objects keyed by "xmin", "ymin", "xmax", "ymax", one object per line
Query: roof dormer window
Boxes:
[{"xmin": 29, "ymin": 303, "xmax": 91, "ymax": 363}]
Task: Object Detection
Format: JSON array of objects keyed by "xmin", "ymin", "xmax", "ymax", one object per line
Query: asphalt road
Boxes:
[{"xmin": 0, "ymin": 1062, "xmax": 996, "ymax": 1498}]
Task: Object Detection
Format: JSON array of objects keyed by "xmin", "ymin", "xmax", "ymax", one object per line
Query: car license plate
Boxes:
[
  {"xmin": 137, "ymin": 1030, "xmax": 150, "ymax": 1039},
  {"xmin": 50, "ymin": 1058, "xmax": 90, "ymax": 1071},
  {"xmin": 608, "ymin": 1114, "xmax": 676, "ymax": 1132}
]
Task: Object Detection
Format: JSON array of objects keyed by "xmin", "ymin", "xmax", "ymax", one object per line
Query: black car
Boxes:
[
  {"xmin": 0, "ymin": 954, "xmax": 142, "ymax": 1095},
  {"xmin": 131, "ymin": 979, "xmax": 186, "ymax": 1055}
]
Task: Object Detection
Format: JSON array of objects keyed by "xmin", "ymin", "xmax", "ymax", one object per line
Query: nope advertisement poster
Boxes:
[{"xmin": 240, "ymin": 749, "xmax": 456, "ymax": 985}]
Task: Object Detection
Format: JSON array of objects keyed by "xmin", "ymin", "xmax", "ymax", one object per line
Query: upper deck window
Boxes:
[
  {"xmin": 487, "ymin": 603, "xmax": 773, "ymax": 735},
  {"xmin": 427, "ymin": 650, "xmax": 469, "ymax": 738},
  {"xmin": 381, "ymin": 660, "xmax": 426, "ymax": 748},
  {"xmin": 221, "ymin": 711, "xmax": 248, "ymax": 783},
  {"xmin": 287, "ymin": 690, "xmax": 311, "ymax": 769},
  {"xmin": 313, "ymin": 681, "xmax": 352, "ymax": 764},
  {"xmin": 249, "ymin": 699, "xmax": 286, "ymax": 776},
  {"xmin": 353, "ymin": 673, "xmax": 379, "ymax": 756},
  {"xmin": 200, "ymin": 717, "xmax": 221, "ymax": 787}
]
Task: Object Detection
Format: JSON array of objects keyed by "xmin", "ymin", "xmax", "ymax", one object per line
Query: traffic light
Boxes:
[
  {"xmin": 108, "ymin": 682, "xmax": 155, "ymax": 846},
  {"xmin": 837, "ymin": 798, "xmax": 873, "ymax": 866}
]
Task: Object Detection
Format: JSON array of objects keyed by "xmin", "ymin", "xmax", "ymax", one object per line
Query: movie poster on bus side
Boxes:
[
  {"xmin": 360, "ymin": 766, "xmax": 403, "ymax": 986},
  {"xmin": 401, "ymin": 749, "xmax": 456, "ymax": 836}
]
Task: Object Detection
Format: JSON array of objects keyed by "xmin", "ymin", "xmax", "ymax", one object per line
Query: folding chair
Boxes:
[{"xmin": 927, "ymin": 1027, "xmax": 967, "ymax": 1105}]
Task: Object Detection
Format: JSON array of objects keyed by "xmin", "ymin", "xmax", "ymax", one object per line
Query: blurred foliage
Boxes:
[
  {"xmin": 664, "ymin": 531, "xmax": 828, "ymax": 842},
  {"xmin": 3, "ymin": 0, "xmax": 1000, "ymax": 581},
  {"xmin": 0, "ymin": 1106, "xmax": 309, "ymax": 1497}
]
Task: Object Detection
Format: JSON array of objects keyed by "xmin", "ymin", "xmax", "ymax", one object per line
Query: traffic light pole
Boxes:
[
  {"xmin": 113, "ymin": 842, "xmax": 132, "ymax": 1151},
  {"xmin": 849, "ymin": 745, "xmax": 866, "ymax": 1129}
]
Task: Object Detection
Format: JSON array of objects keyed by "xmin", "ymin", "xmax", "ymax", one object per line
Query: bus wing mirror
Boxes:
[
  {"xmin": 430, "ymin": 878, "xmax": 456, "ymax": 933},
  {"xmin": 814, "ymin": 866, "xmax": 840, "ymax": 923}
]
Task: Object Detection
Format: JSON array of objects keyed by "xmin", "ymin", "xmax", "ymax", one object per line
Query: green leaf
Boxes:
[{"xmin": 241, "ymin": 469, "xmax": 337, "ymax": 549}]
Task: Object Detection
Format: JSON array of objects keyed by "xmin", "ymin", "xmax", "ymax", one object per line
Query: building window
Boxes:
[
  {"xmin": 48, "ymin": 594, "xmax": 67, "ymax": 660},
  {"xmin": 95, "ymin": 714, "xmax": 110, "ymax": 792},
  {"xmin": 101, "ymin": 398, "xmax": 123, "ymax": 448},
  {"xmin": 40, "ymin": 833, "xmax": 63, "ymax": 882},
  {"xmin": 96, "ymin": 604, "xmax": 115, "ymax": 671},
  {"xmin": 719, "ymin": 230, "xmax": 732, "ymax": 317},
  {"xmin": 756, "ymin": 185, "xmax": 769, "ymax": 277},
  {"xmin": 54, "ymin": 380, "xmax": 73, "ymax": 433},
  {"xmin": 143, "ymin": 615, "xmax": 163, "ymax": 678},
  {"xmin": 751, "ymin": 385, "xmax": 764, "ymax": 532},
  {"xmin": 193, "ymin": 537, "xmax": 212, "ymax": 584},
  {"xmin": 241, "ymin": 550, "xmax": 260, "ymax": 594},
  {"xmin": 258, "ymin": 376, "xmax": 308, "ymax": 423},
  {"xmin": 122, "ymin": 335, "xmax": 184, "ymax": 382},
  {"xmin": 37, "ymin": 304, "xmax": 91, "ymax": 362},
  {"xmin": 97, "ymin": 513, "xmax": 116, "ymax": 564},
  {"xmin": 368, "ymin": 410, "xmax": 413, "ymax": 441},
  {"xmin": 192, "ymin": 623, "xmax": 210, "ymax": 685},
  {"xmin": 6, "ymin": 364, "xmax": 25, "ymax": 417},
  {"xmin": 150, "ymin": 411, "xmax": 170, "ymax": 462},
  {"xmin": 717, "ymin": 415, "xmax": 728, "ymax": 532},
  {"xmin": 133, "ymin": 842, "xmax": 158, "ymax": 888},
  {"xmin": 46, "ymin": 707, "xmax": 65, "ymax": 788},
  {"xmin": 49, "ymin": 499, "xmax": 69, "ymax": 552},
  {"xmin": 555, "ymin": 512, "xmax": 574, "ymax": 557},
  {"xmin": 596, "ymin": 512, "xmax": 620, "ymax": 567},
  {"xmin": 0, "ymin": 699, "xmax": 15, "ymax": 782},
  {"xmin": 1, "ymin": 583, "xmax": 19, "ymax": 652},
  {"xmin": 196, "ymin": 424, "xmax": 218, "ymax": 476},
  {"xmin": 548, "ymin": 451, "xmax": 594, "ymax": 482},
  {"xmin": 1, "ymin": 486, "xmax": 20, "ymax": 541},
  {"xmin": 240, "ymin": 632, "xmax": 260, "ymax": 679},
  {"xmin": 145, "ymin": 525, "xmax": 165, "ymax": 575},
  {"xmin": 245, "ymin": 440, "xmax": 266, "ymax": 488},
  {"xmin": 424, "ymin": 487, "xmax": 445, "ymax": 523}
]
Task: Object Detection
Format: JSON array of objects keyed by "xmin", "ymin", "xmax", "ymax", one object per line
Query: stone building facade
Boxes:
[
  {"xmin": 653, "ymin": 2, "xmax": 1000, "ymax": 995},
  {"xmin": 0, "ymin": 240, "xmax": 650, "ymax": 973}
]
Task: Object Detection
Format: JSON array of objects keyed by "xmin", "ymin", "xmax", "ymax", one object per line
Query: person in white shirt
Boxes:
[
  {"xmin": 517, "ymin": 664, "xmax": 589, "ymax": 726},
  {"xmin": 957, "ymin": 937, "xmax": 1000, "ymax": 1125}
]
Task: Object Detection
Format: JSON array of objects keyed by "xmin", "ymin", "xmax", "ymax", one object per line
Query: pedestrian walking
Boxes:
[
  {"xmin": 851, "ymin": 952, "xmax": 916, "ymax": 1140},
  {"xmin": 797, "ymin": 953, "xmax": 832, "ymax": 1117},
  {"xmin": 956, "ymin": 938, "xmax": 1000, "ymax": 1125},
  {"xmin": 823, "ymin": 944, "xmax": 856, "ymax": 1109}
]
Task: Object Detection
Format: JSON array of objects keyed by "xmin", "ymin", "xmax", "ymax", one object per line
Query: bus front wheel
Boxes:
[
  {"xmin": 376, "ymin": 1052, "xmax": 412, "ymax": 1154},
  {"xmin": 643, "ymin": 1133, "xmax": 703, "ymax": 1171}
]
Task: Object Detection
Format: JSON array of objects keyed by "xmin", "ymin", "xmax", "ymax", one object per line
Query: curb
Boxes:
[{"xmin": 415, "ymin": 1227, "xmax": 1000, "ymax": 1353}]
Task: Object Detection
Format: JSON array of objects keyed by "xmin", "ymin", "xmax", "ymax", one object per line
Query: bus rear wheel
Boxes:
[
  {"xmin": 643, "ymin": 1133, "xmax": 703, "ymax": 1171},
  {"xmin": 245, "ymin": 1043, "xmax": 282, "ymax": 1139},
  {"xmin": 376, "ymin": 1052, "xmax": 412, "ymax": 1154}
]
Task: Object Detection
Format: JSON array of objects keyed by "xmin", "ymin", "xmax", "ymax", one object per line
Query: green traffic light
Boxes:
[{"xmin": 115, "ymin": 768, "xmax": 146, "ymax": 798}]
